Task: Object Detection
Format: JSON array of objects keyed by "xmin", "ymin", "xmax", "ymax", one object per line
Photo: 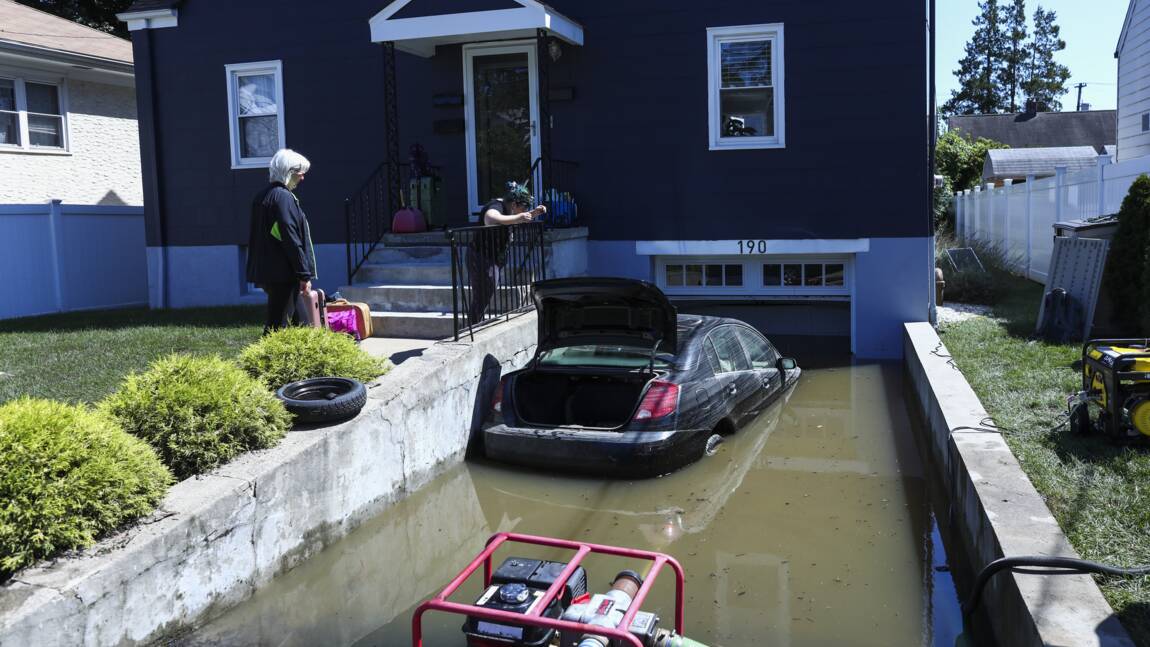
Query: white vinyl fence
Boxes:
[
  {"xmin": 0, "ymin": 200, "xmax": 147, "ymax": 320},
  {"xmin": 954, "ymin": 153, "xmax": 1150, "ymax": 283}
]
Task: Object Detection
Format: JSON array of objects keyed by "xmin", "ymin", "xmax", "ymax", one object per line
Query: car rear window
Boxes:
[{"xmin": 537, "ymin": 345, "xmax": 674, "ymax": 369}]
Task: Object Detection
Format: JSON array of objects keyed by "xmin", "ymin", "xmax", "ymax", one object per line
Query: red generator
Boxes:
[{"xmin": 411, "ymin": 532, "xmax": 709, "ymax": 647}]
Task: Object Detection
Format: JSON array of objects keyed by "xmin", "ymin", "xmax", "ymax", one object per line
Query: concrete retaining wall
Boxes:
[
  {"xmin": 903, "ymin": 322, "xmax": 1132, "ymax": 646},
  {"xmin": 0, "ymin": 314, "xmax": 539, "ymax": 646}
]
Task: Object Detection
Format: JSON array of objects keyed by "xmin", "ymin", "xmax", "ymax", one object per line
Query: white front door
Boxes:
[{"xmin": 463, "ymin": 42, "xmax": 541, "ymax": 220}]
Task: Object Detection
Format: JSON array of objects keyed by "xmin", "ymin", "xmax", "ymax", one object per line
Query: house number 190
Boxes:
[{"xmin": 738, "ymin": 239, "xmax": 768, "ymax": 254}]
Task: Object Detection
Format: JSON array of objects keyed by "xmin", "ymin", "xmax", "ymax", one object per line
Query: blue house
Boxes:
[{"xmin": 119, "ymin": 0, "xmax": 935, "ymax": 359}]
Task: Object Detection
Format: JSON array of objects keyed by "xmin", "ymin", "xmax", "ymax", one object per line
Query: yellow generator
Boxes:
[{"xmin": 1073, "ymin": 339, "xmax": 1150, "ymax": 441}]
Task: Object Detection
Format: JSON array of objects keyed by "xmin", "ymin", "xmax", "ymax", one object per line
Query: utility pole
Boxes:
[{"xmin": 1075, "ymin": 82, "xmax": 1087, "ymax": 111}]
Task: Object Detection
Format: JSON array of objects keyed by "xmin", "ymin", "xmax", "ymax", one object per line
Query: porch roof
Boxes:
[{"xmin": 369, "ymin": 0, "xmax": 583, "ymax": 57}]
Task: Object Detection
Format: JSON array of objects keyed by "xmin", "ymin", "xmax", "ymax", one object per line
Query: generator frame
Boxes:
[
  {"xmin": 1079, "ymin": 338, "xmax": 1150, "ymax": 439},
  {"xmin": 411, "ymin": 532, "xmax": 686, "ymax": 647}
]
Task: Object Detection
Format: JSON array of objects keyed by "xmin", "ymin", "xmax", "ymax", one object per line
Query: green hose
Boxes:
[{"xmin": 657, "ymin": 635, "xmax": 710, "ymax": 647}]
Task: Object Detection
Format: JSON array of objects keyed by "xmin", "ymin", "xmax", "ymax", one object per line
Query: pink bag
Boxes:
[{"xmin": 326, "ymin": 308, "xmax": 361, "ymax": 341}]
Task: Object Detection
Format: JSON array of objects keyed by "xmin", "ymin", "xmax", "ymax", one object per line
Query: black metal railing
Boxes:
[
  {"xmin": 448, "ymin": 221, "xmax": 547, "ymax": 341},
  {"xmin": 345, "ymin": 161, "xmax": 441, "ymax": 283},
  {"xmin": 528, "ymin": 157, "xmax": 580, "ymax": 228}
]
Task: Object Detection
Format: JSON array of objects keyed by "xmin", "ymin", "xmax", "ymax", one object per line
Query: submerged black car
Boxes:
[{"xmin": 483, "ymin": 277, "xmax": 800, "ymax": 477}]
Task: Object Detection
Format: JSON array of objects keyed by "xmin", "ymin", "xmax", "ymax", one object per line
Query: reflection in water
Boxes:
[{"xmin": 188, "ymin": 364, "xmax": 962, "ymax": 647}]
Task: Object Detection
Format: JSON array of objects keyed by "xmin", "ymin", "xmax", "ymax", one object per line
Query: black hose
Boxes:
[{"xmin": 963, "ymin": 556, "xmax": 1150, "ymax": 621}]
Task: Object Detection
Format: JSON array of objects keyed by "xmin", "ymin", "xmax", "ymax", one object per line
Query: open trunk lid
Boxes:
[{"xmin": 532, "ymin": 278, "xmax": 677, "ymax": 356}]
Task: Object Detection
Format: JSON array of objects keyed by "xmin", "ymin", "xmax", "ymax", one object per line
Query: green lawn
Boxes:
[
  {"xmin": 0, "ymin": 307, "xmax": 264, "ymax": 405},
  {"xmin": 940, "ymin": 277, "xmax": 1150, "ymax": 645}
]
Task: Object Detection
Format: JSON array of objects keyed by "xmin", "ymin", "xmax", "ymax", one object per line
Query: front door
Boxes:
[{"xmin": 463, "ymin": 42, "xmax": 541, "ymax": 219}]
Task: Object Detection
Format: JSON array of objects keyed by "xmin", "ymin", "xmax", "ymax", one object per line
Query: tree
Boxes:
[
  {"xmin": 935, "ymin": 130, "xmax": 1009, "ymax": 193},
  {"xmin": 1001, "ymin": 0, "xmax": 1029, "ymax": 112},
  {"xmin": 1104, "ymin": 175, "xmax": 1150, "ymax": 333},
  {"xmin": 943, "ymin": 0, "xmax": 1008, "ymax": 115},
  {"xmin": 13, "ymin": 1, "xmax": 134, "ymax": 39},
  {"xmin": 1021, "ymin": 6, "xmax": 1070, "ymax": 112}
]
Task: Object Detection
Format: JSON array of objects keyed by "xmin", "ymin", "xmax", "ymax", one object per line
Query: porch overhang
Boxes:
[{"xmin": 369, "ymin": 0, "xmax": 583, "ymax": 57}]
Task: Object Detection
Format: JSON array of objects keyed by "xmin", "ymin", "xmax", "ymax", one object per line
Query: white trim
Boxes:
[
  {"xmin": 1116, "ymin": 0, "xmax": 1138, "ymax": 57},
  {"xmin": 224, "ymin": 60, "xmax": 286, "ymax": 170},
  {"xmin": 655, "ymin": 254, "xmax": 853, "ymax": 298},
  {"xmin": 0, "ymin": 73, "xmax": 69, "ymax": 153},
  {"xmin": 117, "ymin": 8, "xmax": 179, "ymax": 32},
  {"xmin": 707, "ymin": 23, "xmax": 785, "ymax": 151},
  {"xmin": 369, "ymin": 0, "xmax": 583, "ymax": 57},
  {"xmin": 463, "ymin": 41, "xmax": 540, "ymax": 218},
  {"xmin": 636, "ymin": 239, "xmax": 869, "ymax": 256}
]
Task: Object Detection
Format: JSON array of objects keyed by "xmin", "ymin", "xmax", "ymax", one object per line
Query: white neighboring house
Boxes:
[
  {"xmin": 1117, "ymin": 0, "xmax": 1150, "ymax": 162},
  {"xmin": 0, "ymin": 0, "xmax": 140, "ymax": 205}
]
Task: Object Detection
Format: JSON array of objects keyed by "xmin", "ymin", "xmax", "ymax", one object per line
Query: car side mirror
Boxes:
[{"xmin": 777, "ymin": 357, "xmax": 797, "ymax": 371}]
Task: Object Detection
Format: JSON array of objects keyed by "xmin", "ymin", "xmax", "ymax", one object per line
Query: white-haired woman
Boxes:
[{"xmin": 245, "ymin": 149, "xmax": 316, "ymax": 334}]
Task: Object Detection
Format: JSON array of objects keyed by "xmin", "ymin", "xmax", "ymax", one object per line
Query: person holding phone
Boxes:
[{"xmin": 466, "ymin": 182, "xmax": 546, "ymax": 326}]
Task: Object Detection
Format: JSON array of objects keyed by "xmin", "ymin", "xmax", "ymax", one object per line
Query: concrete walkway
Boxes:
[{"xmin": 360, "ymin": 336, "xmax": 436, "ymax": 366}]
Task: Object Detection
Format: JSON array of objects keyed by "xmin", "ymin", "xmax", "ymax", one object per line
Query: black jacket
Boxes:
[{"xmin": 246, "ymin": 183, "xmax": 316, "ymax": 284}]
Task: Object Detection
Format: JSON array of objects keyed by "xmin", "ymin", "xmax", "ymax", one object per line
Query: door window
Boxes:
[
  {"xmin": 733, "ymin": 327, "xmax": 779, "ymax": 369},
  {"xmin": 472, "ymin": 52, "xmax": 532, "ymax": 206},
  {"xmin": 708, "ymin": 327, "xmax": 751, "ymax": 373}
]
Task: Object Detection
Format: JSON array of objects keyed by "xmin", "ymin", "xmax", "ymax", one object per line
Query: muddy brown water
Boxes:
[{"xmin": 186, "ymin": 363, "xmax": 964, "ymax": 647}]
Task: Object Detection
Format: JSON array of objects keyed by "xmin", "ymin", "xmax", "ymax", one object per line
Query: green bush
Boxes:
[
  {"xmin": 1104, "ymin": 174, "xmax": 1150, "ymax": 333},
  {"xmin": 0, "ymin": 398, "xmax": 172, "ymax": 579},
  {"xmin": 102, "ymin": 354, "xmax": 291, "ymax": 479},
  {"xmin": 238, "ymin": 327, "xmax": 391, "ymax": 391},
  {"xmin": 935, "ymin": 230, "xmax": 1014, "ymax": 305}
]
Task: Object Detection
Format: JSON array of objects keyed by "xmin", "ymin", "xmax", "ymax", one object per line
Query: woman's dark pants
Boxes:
[
  {"xmin": 263, "ymin": 281, "xmax": 299, "ymax": 334},
  {"xmin": 466, "ymin": 249, "xmax": 498, "ymax": 327}
]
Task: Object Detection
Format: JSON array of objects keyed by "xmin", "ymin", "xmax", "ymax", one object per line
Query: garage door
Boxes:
[{"xmin": 655, "ymin": 255, "xmax": 853, "ymax": 358}]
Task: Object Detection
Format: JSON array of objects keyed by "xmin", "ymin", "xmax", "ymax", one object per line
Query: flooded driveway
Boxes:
[{"xmin": 187, "ymin": 362, "xmax": 963, "ymax": 647}]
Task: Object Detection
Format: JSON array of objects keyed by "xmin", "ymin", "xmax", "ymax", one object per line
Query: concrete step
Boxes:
[
  {"xmin": 354, "ymin": 262, "xmax": 452, "ymax": 286},
  {"xmin": 367, "ymin": 245, "xmax": 452, "ymax": 265},
  {"xmin": 370, "ymin": 311, "xmax": 456, "ymax": 339},
  {"xmin": 382, "ymin": 231, "xmax": 456, "ymax": 246},
  {"xmin": 340, "ymin": 284, "xmax": 530, "ymax": 313}
]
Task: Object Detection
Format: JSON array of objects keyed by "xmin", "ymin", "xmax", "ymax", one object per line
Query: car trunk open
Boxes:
[{"xmin": 513, "ymin": 370, "xmax": 657, "ymax": 429}]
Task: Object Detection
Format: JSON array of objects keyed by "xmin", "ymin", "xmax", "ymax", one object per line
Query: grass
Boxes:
[
  {"xmin": 0, "ymin": 307, "xmax": 263, "ymax": 405},
  {"xmin": 940, "ymin": 275, "xmax": 1150, "ymax": 644}
]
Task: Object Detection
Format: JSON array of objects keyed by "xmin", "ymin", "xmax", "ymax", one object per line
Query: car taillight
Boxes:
[
  {"xmin": 491, "ymin": 377, "xmax": 508, "ymax": 415},
  {"xmin": 633, "ymin": 381, "xmax": 680, "ymax": 421}
]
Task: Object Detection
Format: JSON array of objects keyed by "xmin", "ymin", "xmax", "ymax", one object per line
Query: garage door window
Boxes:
[
  {"xmin": 665, "ymin": 263, "xmax": 743, "ymax": 288},
  {"xmin": 762, "ymin": 262, "xmax": 844, "ymax": 288}
]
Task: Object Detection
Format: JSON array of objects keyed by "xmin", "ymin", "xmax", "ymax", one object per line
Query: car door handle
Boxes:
[{"xmin": 727, "ymin": 384, "xmax": 738, "ymax": 396}]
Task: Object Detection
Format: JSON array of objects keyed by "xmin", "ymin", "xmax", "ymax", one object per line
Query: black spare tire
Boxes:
[{"xmin": 276, "ymin": 377, "xmax": 367, "ymax": 424}]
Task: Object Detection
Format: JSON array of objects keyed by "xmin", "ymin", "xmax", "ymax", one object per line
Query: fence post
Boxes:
[
  {"xmin": 1097, "ymin": 153, "xmax": 1111, "ymax": 217},
  {"xmin": 955, "ymin": 191, "xmax": 963, "ymax": 242},
  {"xmin": 1025, "ymin": 175, "xmax": 1034, "ymax": 280},
  {"xmin": 973, "ymin": 185, "xmax": 982, "ymax": 240},
  {"xmin": 1002, "ymin": 179, "xmax": 1013, "ymax": 265},
  {"xmin": 46, "ymin": 199, "xmax": 65, "ymax": 312},
  {"xmin": 985, "ymin": 183, "xmax": 996, "ymax": 247},
  {"xmin": 1054, "ymin": 165, "xmax": 1067, "ymax": 224}
]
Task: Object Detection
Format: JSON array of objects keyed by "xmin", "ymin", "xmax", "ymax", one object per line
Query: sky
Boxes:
[{"xmin": 936, "ymin": 0, "xmax": 1128, "ymax": 111}]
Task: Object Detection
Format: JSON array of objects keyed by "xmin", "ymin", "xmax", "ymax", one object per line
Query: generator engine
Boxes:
[
  {"xmin": 463, "ymin": 557, "xmax": 588, "ymax": 647},
  {"xmin": 1072, "ymin": 339, "xmax": 1150, "ymax": 441}
]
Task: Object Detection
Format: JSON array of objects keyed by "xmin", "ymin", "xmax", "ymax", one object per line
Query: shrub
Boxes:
[
  {"xmin": 1104, "ymin": 174, "xmax": 1150, "ymax": 333},
  {"xmin": 102, "ymin": 354, "xmax": 291, "ymax": 479},
  {"xmin": 0, "ymin": 398, "xmax": 172, "ymax": 579},
  {"xmin": 935, "ymin": 230, "xmax": 1013, "ymax": 305},
  {"xmin": 238, "ymin": 327, "xmax": 391, "ymax": 391}
]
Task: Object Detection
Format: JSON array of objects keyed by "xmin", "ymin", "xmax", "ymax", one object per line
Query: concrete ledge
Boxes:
[
  {"xmin": 0, "ymin": 314, "xmax": 539, "ymax": 646},
  {"xmin": 903, "ymin": 322, "xmax": 1132, "ymax": 646}
]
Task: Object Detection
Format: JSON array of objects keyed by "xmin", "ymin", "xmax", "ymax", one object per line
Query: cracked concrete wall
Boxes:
[
  {"xmin": 903, "ymin": 323, "xmax": 1133, "ymax": 647},
  {"xmin": 0, "ymin": 314, "xmax": 538, "ymax": 646}
]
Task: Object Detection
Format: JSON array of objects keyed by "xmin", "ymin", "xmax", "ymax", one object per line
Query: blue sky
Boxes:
[{"xmin": 936, "ymin": 0, "xmax": 1128, "ymax": 110}]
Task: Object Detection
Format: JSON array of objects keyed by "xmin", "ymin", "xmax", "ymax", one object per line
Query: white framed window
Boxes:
[
  {"xmin": 225, "ymin": 60, "xmax": 285, "ymax": 169},
  {"xmin": 707, "ymin": 23, "xmax": 785, "ymax": 150},
  {"xmin": 657, "ymin": 256, "xmax": 850, "ymax": 298},
  {"xmin": 0, "ymin": 74, "xmax": 68, "ymax": 153}
]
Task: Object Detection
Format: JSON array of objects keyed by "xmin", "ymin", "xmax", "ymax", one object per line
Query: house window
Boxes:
[
  {"xmin": 1142, "ymin": 113, "xmax": 1149, "ymax": 133},
  {"xmin": 0, "ymin": 76, "xmax": 67, "ymax": 152},
  {"xmin": 707, "ymin": 24, "xmax": 785, "ymax": 150},
  {"xmin": 225, "ymin": 61, "xmax": 285, "ymax": 168}
]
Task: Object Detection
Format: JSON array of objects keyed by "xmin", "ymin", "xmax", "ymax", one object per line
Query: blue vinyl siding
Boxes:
[{"xmin": 132, "ymin": 0, "xmax": 929, "ymax": 247}]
